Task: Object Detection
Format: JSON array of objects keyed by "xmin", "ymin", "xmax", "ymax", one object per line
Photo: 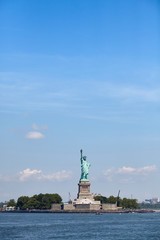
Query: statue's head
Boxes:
[{"xmin": 83, "ymin": 156, "xmax": 86, "ymax": 161}]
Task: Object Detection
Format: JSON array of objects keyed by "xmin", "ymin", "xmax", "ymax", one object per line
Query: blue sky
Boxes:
[{"xmin": 0, "ymin": 0, "xmax": 160, "ymax": 202}]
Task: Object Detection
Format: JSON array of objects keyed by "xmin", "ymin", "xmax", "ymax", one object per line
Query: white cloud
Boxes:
[
  {"xmin": 32, "ymin": 123, "xmax": 48, "ymax": 130},
  {"xmin": 25, "ymin": 123, "xmax": 48, "ymax": 139},
  {"xmin": 39, "ymin": 170, "xmax": 72, "ymax": 182},
  {"xmin": 117, "ymin": 166, "xmax": 136, "ymax": 174},
  {"xmin": 19, "ymin": 168, "xmax": 42, "ymax": 181},
  {"xmin": 140, "ymin": 165, "xmax": 157, "ymax": 173},
  {"xmin": 25, "ymin": 131, "xmax": 45, "ymax": 139},
  {"xmin": 18, "ymin": 168, "xmax": 72, "ymax": 182},
  {"xmin": 117, "ymin": 165, "xmax": 157, "ymax": 175},
  {"xmin": 103, "ymin": 165, "xmax": 157, "ymax": 182}
]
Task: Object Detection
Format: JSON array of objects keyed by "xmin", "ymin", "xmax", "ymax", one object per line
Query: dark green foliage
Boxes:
[
  {"xmin": 121, "ymin": 198, "xmax": 138, "ymax": 209},
  {"xmin": 94, "ymin": 196, "xmax": 108, "ymax": 203},
  {"xmin": 33, "ymin": 194, "xmax": 44, "ymax": 203},
  {"xmin": 16, "ymin": 193, "xmax": 62, "ymax": 210},
  {"xmin": 25, "ymin": 197, "xmax": 41, "ymax": 209},
  {"xmin": 94, "ymin": 195, "xmax": 138, "ymax": 209},
  {"xmin": 94, "ymin": 195, "xmax": 117, "ymax": 204},
  {"xmin": 107, "ymin": 196, "xmax": 117, "ymax": 204},
  {"xmin": 7, "ymin": 199, "xmax": 16, "ymax": 207},
  {"xmin": 17, "ymin": 196, "xmax": 30, "ymax": 210}
]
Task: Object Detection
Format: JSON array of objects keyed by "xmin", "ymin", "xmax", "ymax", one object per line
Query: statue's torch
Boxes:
[{"xmin": 80, "ymin": 149, "xmax": 83, "ymax": 160}]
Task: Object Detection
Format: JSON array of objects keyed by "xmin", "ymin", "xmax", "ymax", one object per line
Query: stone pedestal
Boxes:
[{"xmin": 77, "ymin": 181, "xmax": 92, "ymax": 200}]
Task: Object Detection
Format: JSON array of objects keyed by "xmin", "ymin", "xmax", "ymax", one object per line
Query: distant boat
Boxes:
[{"xmin": 96, "ymin": 212, "xmax": 102, "ymax": 215}]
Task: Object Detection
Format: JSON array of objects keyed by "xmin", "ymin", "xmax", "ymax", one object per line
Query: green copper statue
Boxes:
[{"xmin": 80, "ymin": 149, "xmax": 91, "ymax": 181}]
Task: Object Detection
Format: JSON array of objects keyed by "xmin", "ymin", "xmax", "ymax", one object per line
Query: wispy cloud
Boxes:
[
  {"xmin": 38, "ymin": 170, "xmax": 72, "ymax": 181},
  {"xmin": 0, "ymin": 169, "xmax": 72, "ymax": 182},
  {"xmin": 104, "ymin": 165, "xmax": 157, "ymax": 182},
  {"xmin": 19, "ymin": 168, "xmax": 72, "ymax": 182},
  {"xmin": 25, "ymin": 123, "xmax": 48, "ymax": 139},
  {"xmin": 19, "ymin": 168, "xmax": 42, "ymax": 181},
  {"xmin": 1, "ymin": 74, "xmax": 160, "ymax": 124},
  {"xmin": 32, "ymin": 123, "xmax": 48, "ymax": 130},
  {"xmin": 1, "ymin": 74, "xmax": 160, "ymax": 110},
  {"xmin": 117, "ymin": 165, "xmax": 157, "ymax": 175},
  {"xmin": 25, "ymin": 131, "xmax": 45, "ymax": 139},
  {"xmin": 103, "ymin": 168, "xmax": 114, "ymax": 182},
  {"xmin": 94, "ymin": 82, "xmax": 160, "ymax": 102}
]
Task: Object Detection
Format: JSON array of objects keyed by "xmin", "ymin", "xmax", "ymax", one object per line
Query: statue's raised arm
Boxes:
[{"xmin": 80, "ymin": 149, "xmax": 91, "ymax": 181}]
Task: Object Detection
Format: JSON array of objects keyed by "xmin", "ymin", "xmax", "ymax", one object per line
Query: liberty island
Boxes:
[
  {"xmin": 1, "ymin": 149, "xmax": 153, "ymax": 213},
  {"xmin": 51, "ymin": 149, "xmax": 118, "ymax": 212}
]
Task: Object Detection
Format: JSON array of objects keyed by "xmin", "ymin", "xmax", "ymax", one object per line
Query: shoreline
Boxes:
[{"xmin": 0, "ymin": 209, "xmax": 155, "ymax": 214}]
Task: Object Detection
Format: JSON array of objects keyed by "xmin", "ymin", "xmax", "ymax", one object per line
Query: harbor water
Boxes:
[{"xmin": 0, "ymin": 212, "xmax": 160, "ymax": 240}]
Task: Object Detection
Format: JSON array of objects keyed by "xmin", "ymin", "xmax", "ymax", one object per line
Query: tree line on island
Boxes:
[
  {"xmin": 4, "ymin": 193, "xmax": 139, "ymax": 210},
  {"xmin": 6, "ymin": 193, "xmax": 62, "ymax": 210},
  {"xmin": 94, "ymin": 195, "xmax": 138, "ymax": 209}
]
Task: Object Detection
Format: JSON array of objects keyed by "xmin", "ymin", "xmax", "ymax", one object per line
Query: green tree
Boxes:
[
  {"xmin": 94, "ymin": 196, "xmax": 108, "ymax": 203},
  {"xmin": 94, "ymin": 195, "xmax": 117, "ymax": 204},
  {"xmin": 41, "ymin": 193, "xmax": 62, "ymax": 209},
  {"xmin": 50, "ymin": 193, "xmax": 62, "ymax": 204},
  {"xmin": 94, "ymin": 195, "xmax": 138, "ymax": 209},
  {"xmin": 16, "ymin": 193, "xmax": 62, "ymax": 210},
  {"xmin": 32, "ymin": 194, "xmax": 45, "ymax": 208},
  {"xmin": 35, "ymin": 193, "xmax": 44, "ymax": 202},
  {"xmin": 117, "ymin": 198, "xmax": 122, "ymax": 207},
  {"xmin": 25, "ymin": 197, "xmax": 41, "ymax": 209},
  {"xmin": 121, "ymin": 198, "xmax": 138, "ymax": 209},
  {"xmin": 7, "ymin": 199, "xmax": 16, "ymax": 207},
  {"xmin": 41, "ymin": 194, "xmax": 51, "ymax": 209},
  {"xmin": 107, "ymin": 196, "xmax": 117, "ymax": 204},
  {"xmin": 121, "ymin": 198, "xmax": 128, "ymax": 208},
  {"xmin": 16, "ymin": 196, "xmax": 29, "ymax": 210}
]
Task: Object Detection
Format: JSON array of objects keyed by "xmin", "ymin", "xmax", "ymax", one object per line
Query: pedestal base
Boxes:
[{"xmin": 77, "ymin": 181, "xmax": 92, "ymax": 200}]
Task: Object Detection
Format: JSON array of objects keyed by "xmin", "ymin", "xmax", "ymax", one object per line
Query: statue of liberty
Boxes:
[{"xmin": 80, "ymin": 149, "xmax": 91, "ymax": 181}]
